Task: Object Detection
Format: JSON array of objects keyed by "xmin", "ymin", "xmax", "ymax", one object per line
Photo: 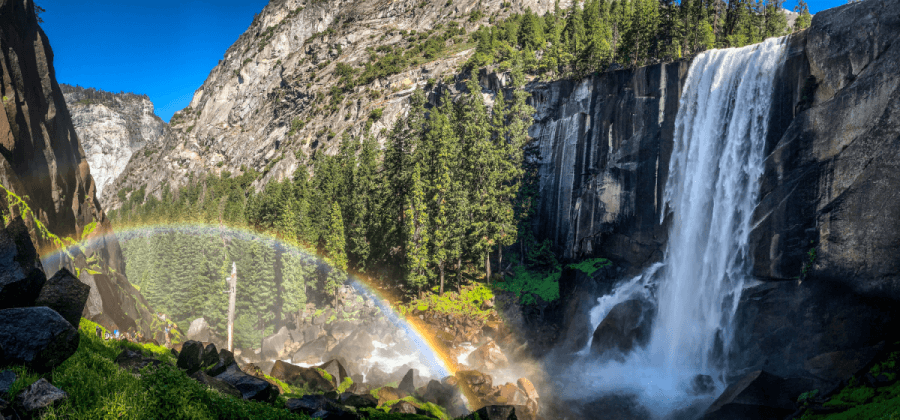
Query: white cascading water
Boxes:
[{"xmin": 565, "ymin": 37, "xmax": 788, "ymax": 415}]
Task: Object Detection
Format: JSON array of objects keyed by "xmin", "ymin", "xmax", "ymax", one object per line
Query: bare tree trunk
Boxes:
[
  {"xmin": 227, "ymin": 262, "xmax": 237, "ymax": 352},
  {"xmin": 485, "ymin": 252, "xmax": 492, "ymax": 283},
  {"xmin": 498, "ymin": 247, "xmax": 503, "ymax": 279},
  {"xmin": 439, "ymin": 262, "xmax": 445, "ymax": 295}
]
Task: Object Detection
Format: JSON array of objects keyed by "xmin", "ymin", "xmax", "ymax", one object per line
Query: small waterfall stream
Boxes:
[{"xmin": 565, "ymin": 37, "xmax": 788, "ymax": 415}]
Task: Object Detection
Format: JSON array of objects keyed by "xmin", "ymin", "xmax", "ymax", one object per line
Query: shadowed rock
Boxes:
[
  {"xmin": 389, "ymin": 400, "xmax": 418, "ymax": 414},
  {"xmin": 206, "ymin": 348, "xmax": 236, "ymax": 377},
  {"xmin": 318, "ymin": 359, "xmax": 349, "ymax": 387},
  {"xmin": 260, "ymin": 326, "xmax": 290, "ymax": 360},
  {"xmin": 0, "ymin": 218, "xmax": 46, "ymax": 310},
  {"xmin": 269, "ymin": 360, "xmax": 335, "ymax": 392},
  {"xmin": 398, "ymin": 368, "xmax": 417, "ymax": 394},
  {"xmin": 34, "ymin": 268, "xmax": 90, "ymax": 328},
  {"xmin": 463, "ymin": 405, "xmax": 518, "ymax": 420},
  {"xmin": 190, "ymin": 371, "xmax": 241, "ymax": 399},
  {"xmin": 15, "ymin": 378, "xmax": 67, "ymax": 413},
  {"xmin": 114, "ymin": 349, "xmax": 161, "ymax": 374},
  {"xmin": 590, "ymin": 299, "xmax": 654, "ymax": 359},
  {"xmin": 0, "ymin": 307, "xmax": 79, "ymax": 372},
  {"xmin": 176, "ymin": 340, "xmax": 205, "ymax": 374},
  {"xmin": 0, "ymin": 370, "xmax": 15, "ymax": 397},
  {"xmin": 214, "ymin": 365, "xmax": 278, "ymax": 403},
  {"xmin": 339, "ymin": 392, "xmax": 377, "ymax": 409},
  {"xmin": 703, "ymin": 370, "xmax": 813, "ymax": 420}
]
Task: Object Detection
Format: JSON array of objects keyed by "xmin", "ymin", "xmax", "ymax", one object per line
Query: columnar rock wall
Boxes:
[{"xmin": 527, "ymin": 61, "xmax": 690, "ymax": 269}]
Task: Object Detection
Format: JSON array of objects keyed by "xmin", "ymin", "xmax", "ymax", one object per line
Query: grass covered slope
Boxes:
[
  {"xmin": 800, "ymin": 346, "xmax": 900, "ymax": 420},
  {"xmin": 10, "ymin": 319, "xmax": 305, "ymax": 420}
]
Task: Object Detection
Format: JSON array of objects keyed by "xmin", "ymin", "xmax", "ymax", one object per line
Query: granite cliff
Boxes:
[
  {"xmin": 61, "ymin": 85, "xmax": 166, "ymax": 200},
  {"xmin": 0, "ymin": 0, "xmax": 154, "ymax": 334}
]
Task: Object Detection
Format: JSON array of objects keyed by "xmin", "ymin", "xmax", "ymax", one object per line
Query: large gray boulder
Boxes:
[
  {"xmin": 0, "ymin": 218, "xmax": 46, "ymax": 310},
  {"xmin": 186, "ymin": 318, "xmax": 211, "ymax": 342},
  {"xmin": 0, "ymin": 307, "xmax": 79, "ymax": 372},
  {"xmin": 702, "ymin": 370, "xmax": 813, "ymax": 420},
  {"xmin": 260, "ymin": 326, "xmax": 290, "ymax": 360},
  {"xmin": 34, "ymin": 268, "xmax": 90, "ymax": 328}
]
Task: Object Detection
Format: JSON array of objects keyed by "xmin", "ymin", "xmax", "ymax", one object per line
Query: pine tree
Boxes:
[
  {"xmin": 325, "ymin": 202, "xmax": 348, "ymax": 271},
  {"xmin": 793, "ymin": 0, "xmax": 811, "ymax": 31},
  {"xmin": 404, "ymin": 163, "xmax": 430, "ymax": 292}
]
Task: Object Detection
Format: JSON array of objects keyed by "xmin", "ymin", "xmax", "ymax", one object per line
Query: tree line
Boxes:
[
  {"xmin": 467, "ymin": 0, "xmax": 812, "ymax": 76},
  {"xmin": 111, "ymin": 68, "xmax": 536, "ymax": 312}
]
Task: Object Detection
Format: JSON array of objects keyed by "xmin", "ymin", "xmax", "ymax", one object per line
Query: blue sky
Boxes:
[
  {"xmin": 40, "ymin": 0, "xmax": 269, "ymax": 122},
  {"xmin": 39, "ymin": 0, "xmax": 840, "ymax": 123}
]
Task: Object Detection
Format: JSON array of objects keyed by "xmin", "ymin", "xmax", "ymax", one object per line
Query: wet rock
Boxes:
[
  {"xmin": 467, "ymin": 341, "xmax": 509, "ymax": 371},
  {"xmin": 328, "ymin": 321, "xmax": 354, "ymax": 341},
  {"xmin": 0, "ymin": 218, "xmax": 46, "ymax": 310},
  {"xmin": 15, "ymin": 378, "xmax": 67, "ymax": 413},
  {"xmin": 463, "ymin": 405, "xmax": 518, "ymax": 420},
  {"xmin": 285, "ymin": 394, "xmax": 328, "ymax": 415},
  {"xmin": 703, "ymin": 370, "xmax": 813, "ymax": 420},
  {"xmin": 398, "ymin": 368, "xmax": 417, "ymax": 394},
  {"xmin": 114, "ymin": 349, "xmax": 162, "ymax": 374},
  {"xmin": 497, "ymin": 383, "xmax": 528, "ymax": 405},
  {"xmin": 176, "ymin": 340, "xmax": 205, "ymax": 374},
  {"xmin": 0, "ymin": 307, "xmax": 79, "ymax": 372},
  {"xmin": 33, "ymin": 268, "xmax": 90, "ymax": 328},
  {"xmin": 389, "ymin": 400, "xmax": 418, "ymax": 414},
  {"xmin": 186, "ymin": 318, "xmax": 211, "ymax": 342},
  {"xmin": 214, "ymin": 365, "xmax": 278, "ymax": 403},
  {"xmin": 690, "ymin": 374, "xmax": 717, "ymax": 396},
  {"xmin": 339, "ymin": 392, "xmax": 377, "ymax": 409},
  {"xmin": 189, "ymin": 371, "xmax": 242, "ymax": 398},
  {"xmin": 517, "ymin": 378, "xmax": 538, "ymax": 401},
  {"xmin": 0, "ymin": 370, "xmax": 14, "ymax": 397},
  {"xmin": 292, "ymin": 336, "xmax": 328, "ymax": 364},
  {"xmin": 590, "ymin": 299, "xmax": 654, "ymax": 358},
  {"xmin": 318, "ymin": 359, "xmax": 349, "ymax": 387},
  {"xmin": 206, "ymin": 349, "xmax": 236, "ymax": 377},
  {"xmin": 804, "ymin": 345, "xmax": 883, "ymax": 383},
  {"xmin": 327, "ymin": 330, "xmax": 375, "ymax": 362},
  {"xmin": 374, "ymin": 387, "xmax": 408, "ymax": 406},
  {"xmin": 261, "ymin": 326, "xmax": 291, "ymax": 360},
  {"xmin": 270, "ymin": 360, "xmax": 335, "ymax": 392}
]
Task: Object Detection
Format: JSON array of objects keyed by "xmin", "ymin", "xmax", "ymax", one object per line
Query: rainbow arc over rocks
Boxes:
[{"xmin": 39, "ymin": 222, "xmax": 456, "ymax": 379}]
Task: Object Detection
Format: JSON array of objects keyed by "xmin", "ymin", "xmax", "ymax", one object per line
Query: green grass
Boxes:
[
  {"xmin": 8, "ymin": 318, "xmax": 306, "ymax": 420},
  {"xmin": 567, "ymin": 257, "xmax": 612, "ymax": 276},
  {"xmin": 337, "ymin": 376, "xmax": 354, "ymax": 393}
]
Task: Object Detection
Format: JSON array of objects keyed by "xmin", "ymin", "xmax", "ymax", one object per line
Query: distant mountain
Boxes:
[{"xmin": 61, "ymin": 84, "xmax": 167, "ymax": 202}]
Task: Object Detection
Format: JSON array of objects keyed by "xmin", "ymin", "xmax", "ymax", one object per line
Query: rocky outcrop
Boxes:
[
  {"xmin": 527, "ymin": 61, "xmax": 690, "ymax": 267},
  {"xmin": 61, "ymin": 84, "xmax": 166, "ymax": 199},
  {"xmin": 104, "ymin": 0, "xmax": 564, "ymax": 208},
  {"xmin": 0, "ymin": 0, "xmax": 155, "ymax": 335}
]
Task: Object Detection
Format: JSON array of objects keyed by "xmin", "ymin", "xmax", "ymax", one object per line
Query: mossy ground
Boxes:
[
  {"xmin": 5, "ymin": 319, "xmax": 452, "ymax": 419},
  {"xmin": 801, "ymin": 350, "xmax": 900, "ymax": 420}
]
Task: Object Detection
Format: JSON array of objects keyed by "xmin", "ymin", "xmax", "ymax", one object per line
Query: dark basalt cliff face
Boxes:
[
  {"xmin": 531, "ymin": 0, "xmax": 900, "ymax": 386},
  {"xmin": 0, "ymin": 0, "xmax": 154, "ymax": 334}
]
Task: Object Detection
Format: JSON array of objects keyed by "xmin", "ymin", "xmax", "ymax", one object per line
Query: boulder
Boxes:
[
  {"xmin": 206, "ymin": 349, "xmax": 236, "ymax": 377},
  {"xmin": 0, "ymin": 218, "xmax": 46, "ymax": 310},
  {"xmin": 186, "ymin": 318, "xmax": 211, "ymax": 342},
  {"xmin": 398, "ymin": 368, "xmax": 417, "ymax": 394},
  {"xmin": 702, "ymin": 370, "xmax": 813, "ymax": 420},
  {"xmin": 389, "ymin": 400, "xmax": 418, "ymax": 414},
  {"xmin": 214, "ymin": 365, "xmax": 278, "ymax": 403},
  {"xmin": 292, "ymin": 336, "xmax": 328, "ymax": 364},
  {"xmin": 256, "ymin": 360, "xmax": 275, "ymax": 376},
  {"xmin": 463, "ymin": 405, "xmax": 519, "ymax": 420},
  {"xmin": 201, "ymin": 343, "xmax": 219, "ymax": 368},
  {"xmin": 590, "ymin": 299, "xmax": 654, "ymax": 358},
  {"xmin": 327, "ymin": 330, "xmax": 375, "ymax": 361},
  {"xmin": 176, "ymin": 340, "xmax": 205, "ymax": 374},
  {"xmin": 467, "ymin": 341, "xmax": 509, "ymax": 371},
  {"xmin": 190, "ymin": 371, "xmax": 242, "ymax": 398},
  {"xmin": 339, "ymin": 392, "xmax": 377, "ymax": 409},
  {"xmin": 419, "ymin": 379, "xmax": 458, "ymax": 407},
  {"xmin": 0, "ymin": 307, "xmax": 79, "ymax": 372},
  {"xmin": 0, "ymin": 370, "xmax": 14, "ymax": 397},
  {"xmin": 33, "ymin": 268, "xmax": 90, "ymax": 328},
  {"xmin": 328, "ymin": 321, "xmax": 354, "ymax": 341},
  {"xmin": 301, "ymin": 324, "xmax": 324, "ymax": 344},
  {"xmin": 260, "ymin": 326, "xmax": 291, "ymax": 360},
  {"xmin": 270, "ymin": 360, "xmax": 335, "ymax": 392},
  {"xmin": 374, "ymin": 387, "xmax": 408, "ymax": 406},
  {"xmin": 285, "ymin": 394, "xmax": 328, "ymax": 415},
  {"xmin": 318, "ymin": 359, "xmax": 350, "ymax": 387},
  {"xmin": 517, "ymin": 378, "xmax": 538, "ymax": 401},
  {"xmin": 15, "ymin": 378, "xmax": 67, "ymax": 413},
  {"xmin": 497, "ymin": 383, "xmax": 528, "ymax": 406},
  {"xmin": 114, "ymin": 349, "xmax": 161, "ymax": 374},
  {"xmin": 456, "ymin": 370, "xmax": 494, "ymax": 400}
]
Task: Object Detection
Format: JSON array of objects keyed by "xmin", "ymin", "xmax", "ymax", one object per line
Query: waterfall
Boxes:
[{"xmin": 566, "ymin": 37, "xmax": 787, "ymax": 414}]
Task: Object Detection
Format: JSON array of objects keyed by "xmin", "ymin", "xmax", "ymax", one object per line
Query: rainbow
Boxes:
[{"xmin": 39, "ymin": 222, "xmax": 458, "ymax": 379}]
